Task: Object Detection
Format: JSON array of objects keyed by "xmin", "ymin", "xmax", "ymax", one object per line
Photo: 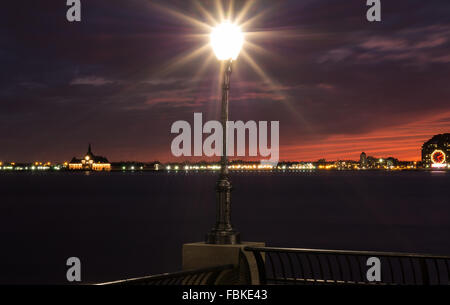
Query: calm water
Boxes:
[{"xmin": 0, "ymin": 170, "xmax": 449, "ymax": 284}]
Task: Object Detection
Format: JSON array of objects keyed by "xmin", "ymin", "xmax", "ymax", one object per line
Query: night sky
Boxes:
[{"xmin": 2, "ymin": 0, "xmax": 450, "ymax": 163}]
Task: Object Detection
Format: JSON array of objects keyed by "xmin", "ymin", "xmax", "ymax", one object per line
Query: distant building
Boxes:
[
  {"xmin": 69, "ymin": 144, "xmax": 111, "ymax": 171},
  {"xmin": 386, "ymin": 157, "xmax": 397, "ymax": 168},
  {"xmin": 360, "ymin": 152, "xmax": 368, "ymax": 167},
  {"xmin": 422, "ymin": 133, "xmax": 450, "ymax": 168}
]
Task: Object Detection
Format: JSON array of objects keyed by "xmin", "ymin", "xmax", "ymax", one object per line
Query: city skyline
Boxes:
[
  {"xmin": 2, "ymin": 0, "xmax": 450, "ymax": 163},
  {"xmin": 0, "ymin": 131, "xmax": 448, "ymax": 163},
  {"xmin": 0, "ymin": 141, "xmax": 435, "ymax": 164}
]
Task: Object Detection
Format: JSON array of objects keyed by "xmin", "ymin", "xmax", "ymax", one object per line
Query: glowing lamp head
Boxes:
[{"xmin": 210, "ymin": 21, "xmax": 244, "ymax": 61}]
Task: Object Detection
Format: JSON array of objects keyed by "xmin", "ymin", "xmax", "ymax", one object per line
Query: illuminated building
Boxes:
[
  {"xmin": 422, "ymin": 133, "xmax": 450, "ymax": 168},
  {"xmin": 69, "ymin": 144, "xmax": 111, "ymax": 171},
  {"xmin": 360, "ymin": 152, "xmax": 368, "ymax": 168}
]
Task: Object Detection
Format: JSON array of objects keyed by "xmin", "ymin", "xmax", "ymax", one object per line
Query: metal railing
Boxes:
[
  {"xmin": 98, "ymin": 264, "xmax": 234, "ymax": 285},
  {"xmin": 245, "ymin": 246, "xmax": 450, "ymax": 285}
]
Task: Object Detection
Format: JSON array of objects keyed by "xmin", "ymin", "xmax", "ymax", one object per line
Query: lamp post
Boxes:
[{"xmin": 206, "ymin": 22, "xmax": 244, "ymax": 245}]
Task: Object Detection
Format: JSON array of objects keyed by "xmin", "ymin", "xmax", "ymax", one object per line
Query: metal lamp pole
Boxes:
[{"xmin": 206, "ymin": 59, "xmax": 241, "ymax": 244}]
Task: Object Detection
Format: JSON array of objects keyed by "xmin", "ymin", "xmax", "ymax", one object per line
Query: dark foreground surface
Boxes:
[{"xmin": 0, "ymin": 170, "xmax": 449, "ymax": 284}]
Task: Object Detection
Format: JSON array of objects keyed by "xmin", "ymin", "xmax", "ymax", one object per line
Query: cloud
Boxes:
[
  {"xmin": 318, "ymin": 24, "xmax": 450, "ymax": 66},
  {"xmin": 70, "ymin": 76, "xmax": 115, "ymax": 86},
  {"xmin": 360, "ymin": 37, "xmax": 408, "ymax": 52},
  {"xmin": 318, "ymin": 48, "xmax": 353, "ymax": 63},
  {"xmin": 141, "ymin": 78, "xmax": 190, "ymax": 86},
  {"xmin": 415, "ymin": 36, "xmax": 447, "ymax": 49}
]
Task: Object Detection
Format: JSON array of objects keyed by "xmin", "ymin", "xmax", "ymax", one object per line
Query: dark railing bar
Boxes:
[
  {"xmin": 398, "ymin": 258, "xmax": 406, "ymax": 285},
  {"xmin": 335, "ymin": 255, "xmax": 344, "ymax": 283},
  {"xmin": 444, "ymin": 260, "xmax": 450, "ymax": 282},
  {"xmin": 419, "ymin": 259, "xmax": 430, "ymax": 285},
  {"xmin": 248, "ymin": 249, "xmax": 267, "ymax": 285},
  {"xmin": 355, "ymin": 255, "xmax": 364, "ymax": 283},
  {"xmin": 305, "ymin": 254, "xmax": 316, "ymax": 284},
  {"xmin": 409, "ymin": 257, "xmax": 417, "ymax": 285},
  {"xmin": 344, "ymin": 255, "xmax": 354, "ymax": 284},
  {"xmin": 275, "ymin": 252, "xmax": 287, "ymax": 283},
  {"xmin": 285, "ymin": 253, "xmax": 296, "ymax": 284},
  {"xmin": 97, "ymin": 264, "xmax": 234, "ymax": 285},
  {"xmin": 265, "ymin": 277, "xmax": 390, "ymax": 285},
  {"xmin": 167, "ymin": 276, "xmax": 179, "ymax": 285},
  {"xmin": 325, "ymin": 254, "xmax": 335, "ymax": 284},
  {"xmin": 315, "ymin": 254, "xmax": 325, "ymax": 282},
  {"xmin": 294, "ymin": 252, "xmax": 306, "ymax": 281},
  {"xmin": 189, "ymin": 272, "xmax": 200, "ymax": 285},
  {"xmin": 244, "ymin": 247, "xmax": 450, "ymax": 260},
  {"xmin": 267, "ymin": 252, "xmax": 278, "ymax": 285},
  {"xmin": 184, "ymin": 274, "xmax": 194, "ymax": 285},
  {"xmin": 387, "ymin": 257, "xmax": 395, "ymax": 284},
  {"xmin": 196, "ymin": 271, "xmax": 209, "ymax": 285},
  {"xmin": 434, "ymin": 259, "xmax": 441, "ymax": 284},
  {"xmin": 205, "ymin": 270, "xmax": 220, "ymax": 285}
]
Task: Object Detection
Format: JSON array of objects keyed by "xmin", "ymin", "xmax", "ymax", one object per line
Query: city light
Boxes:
[
  {"xmin": 431, "ymin": 149, "xmax": 446, "ymax": 164},
  {"xmin": 0, "ymin": 160, "xmax": 439, "ymax": 172},
  {"xmin": 431, "ymin": 163, "xmax": 447, "ymax": 169}
]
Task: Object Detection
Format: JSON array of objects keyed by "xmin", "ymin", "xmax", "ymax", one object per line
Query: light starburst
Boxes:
[{"xmin": 144, "ymin": 0, "xmax": 307, "ymax": 122}]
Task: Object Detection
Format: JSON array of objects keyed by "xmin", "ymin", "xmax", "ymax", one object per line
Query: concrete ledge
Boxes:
[{"xmin": 182, "ymin": 242, "xmax": 265, "ymax": 285}]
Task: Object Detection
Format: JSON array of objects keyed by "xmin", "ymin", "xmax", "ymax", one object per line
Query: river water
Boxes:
[{"xmin": 0, "ymin": 170, "xmax": 449, "ymax": 284}]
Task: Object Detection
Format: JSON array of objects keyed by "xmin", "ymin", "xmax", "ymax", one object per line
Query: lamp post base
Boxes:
[
  {"xmin": 205, "ymin": 175, "xmax": 241, "ymax": 245},
  {"xmin": 206, "ymin": 230, "xmax": 241, "ymax": 245}
]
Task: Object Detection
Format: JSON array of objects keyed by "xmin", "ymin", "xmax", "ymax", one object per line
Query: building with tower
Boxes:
[{"xmin": 69, "ymin": 144, "xmax": 111, "ymax": 171}]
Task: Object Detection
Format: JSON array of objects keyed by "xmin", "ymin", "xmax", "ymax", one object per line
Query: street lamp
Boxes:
[{"xmin": 206, "ymin": 22, "xmax": 244, "ymax": 245}]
